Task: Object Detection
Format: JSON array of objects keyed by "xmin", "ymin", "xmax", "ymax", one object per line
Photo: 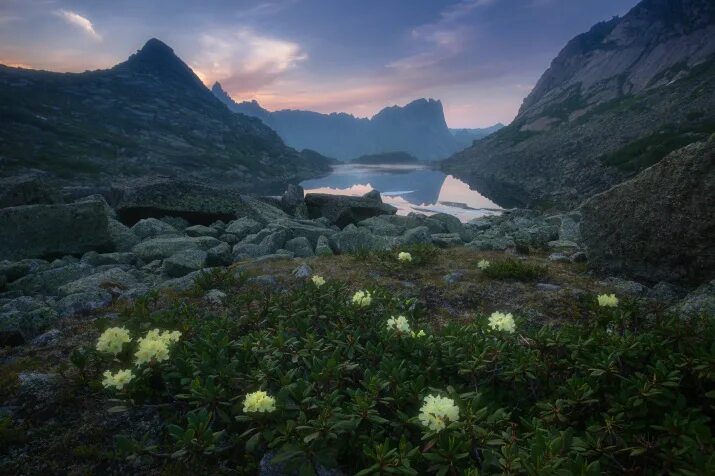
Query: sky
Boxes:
[{"xmin": 0, "ymin": 0, "xmax": 640, "ymax": 127}]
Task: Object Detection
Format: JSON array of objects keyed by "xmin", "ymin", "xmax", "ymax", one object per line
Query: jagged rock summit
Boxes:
[{"xmin": 212, "ymin": 84, "xmax": 468, "ymax": 161}]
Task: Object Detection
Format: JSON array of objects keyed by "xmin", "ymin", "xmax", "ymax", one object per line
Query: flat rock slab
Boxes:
[
  {"xmin": 133, "ymin": 236, "xmax": 220, "ymax": 261},
  {"xmin": 0, "ymin": 201, "xmax": 113, "ymax": 261},
  {"xmin": 305, "ymin": 193, "xmax": 397, "ymax": 228}
]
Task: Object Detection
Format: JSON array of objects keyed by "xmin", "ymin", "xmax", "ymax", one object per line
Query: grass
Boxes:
[{"xmin": 482, "ymin": 258, "xmax": 548, "ymax": 282}]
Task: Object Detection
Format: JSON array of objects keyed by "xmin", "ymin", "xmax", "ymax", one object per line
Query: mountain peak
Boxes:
[{"xmin": 118, "ymin": 38, "xmax": 204, "ymax": 87}]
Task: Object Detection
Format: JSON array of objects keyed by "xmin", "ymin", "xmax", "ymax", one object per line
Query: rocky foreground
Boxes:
[{"xmin": 1, "ymin": 174, "xmax": 712, "ymax": 348}]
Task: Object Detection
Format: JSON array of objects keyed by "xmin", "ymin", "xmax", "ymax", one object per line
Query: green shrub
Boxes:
[
  {"xmin": 352, "ymin": 244, "xmax": 440, "ymax": 271},
  {"xmin": 91, "ymin": 278, "xmax": 715, "ymax": 474},
  {"xmin": 482, "ymin": 258, "xmax": 548, "ymax": 281}
]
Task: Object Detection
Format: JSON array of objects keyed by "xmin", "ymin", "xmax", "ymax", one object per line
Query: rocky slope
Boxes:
[
  {"xmin": 0, "ymin": 39, "xmax": 331, "ymax": 190},
  {"xmin": 442, "ymin": 0, "xmax": 715, "ymax": 208},
  {"xmin": 581, "ymin": 136, "xmax": 715, "ymax": 283},
  {"xmin": 213, "ymin": 83, "xmax": 478, "ymax": 161}
]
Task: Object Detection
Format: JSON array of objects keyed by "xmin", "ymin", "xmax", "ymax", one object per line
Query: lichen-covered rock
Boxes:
[
  {"xmin": 305, "ymin": 192, "xmax": 397, "ymax": 228},
  {"xmin": 131, "ymin": 218, "xmax": 179, "ymax": 240},
  {"xmin": 108, "ymin": 218, "xmax": 140, "ymax": 252},
  {"xmin": 315, "ymin": 235, "xmax": 334, "ymax": 256},
  {"xmin": 163, "ymin": 249, "xmax": 209, "ymax": 278},
  {"xmin": 225, "ymin": 217, "xmax": 263, "ymax": 240},
  {"xmin": 285, "ymin": 237, "xmax": 314, "ymax": 258},
  {"xmin": 132, "ymin": 236, "xmax": 220, "ymax": 261},
  {"xmin": 431, "ymin": 233, "xmax": 464, "ymax": 248},
  {"xmin": 206, "ymin": 242, "xmax": 232, "ymax": 267},
  {"xmin": 0, "ymin": 175, "xmax": 61, "ymax": 208},
  {"xmin": 330, "ymin": 225, "xmax": 396, "ymax": 253},
  {"xmin": 185, "ymin": 224, "xmax": 220, "ymax": 238},
  {"xmin": 56, "ymin": 289, "xmax": 113, "ymax": 317},
  {"xmin": 581, "ymin": 138, "xmax": 715, "ymax": 283},
  {"xmin": 0, "ymin": 200, "xmax": 114, "ymax": 260}
]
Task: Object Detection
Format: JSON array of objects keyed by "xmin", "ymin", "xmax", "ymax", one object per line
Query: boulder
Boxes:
[
  {"xmin": 185, "ymin": 224, "xmax": 219, "ymax": 238},
  {"xmin": 267, "ymin": 219, "xmax": 338, "ymax": 246},
  {"xmin": 400, "ymin": 226, "xmax": 432, "ymax": 245},
  {"xmin": 239, "ymin": 195, "xmax": 292, "ymax": 224},
  {"xmin": 7, "ymin": 262, "xmax": 96, "ymax": 295},
  {"xmin": 431, "ymin": 233, "xmax": 464, "ymax": 248},
  {"xmin": 225, "ymin": 217, "xmax": 263, "ymax": 240},
  {"xmin": 132, "ymin": 236, "xmax": 220, "ymax": 261},
  {"xmin": 315, "ymin": 235, "xmax": 334, "ymax": 256},
  {"xmin": 305, "ymin": 193, "xmax": 397, "ymax": 228},
  {"xmin": 206, "ymin": 242, "xmax": 232, "ymax": 267},
  {"xmin": 669, "ymin": 280, "xmax": 715, "ymax": 318},
  {"xmin": 163, "ymin": 249, "xmax": 209, "ymax": 278},
  {"xmin": 113, "ymin": 178, "xmax": 245, "ymax": 225},
  {"xmin": 466, "ymin": 236, "xmax": 515, "ymax": 251},
  {"xmin": 0, "ymin": 201, "xmax": 114, "ymax": 260},
  {"xmin": 285, "ymin": 237, "xmax": 314, "ymax": 258},
  {"xmin": 57, "ymin": 267, "xmax": 139, "ymax": 296},
  {"xmin": 0, "ymin": 259, "xmax": 49, "ymax": 283},
  {"xmin": 56, "ymin": 290, "xmax": 113, "ymax": 317},
  {"xmin": 330, "ymin": 225, "xmax": 396, "ymax": 253},
  {"xmin": 108, "ymin": 218, "xmax": 140, "ymax": 252},
  {"xmin": 281, "ymin": 184, "xmax": 305, "ymax": 211},
  {"xmin": 0, "ymin": 175, "xmax": 61, "ymax": 208},
  {"xmin": 81, "ymin": 252, "xmax": 140, "ymax": 267},
  {"xmin": 131, "ymin": 218, "xmax": 179, "ymax": 239},
  {"xmin": 581, "ymin": 138, "xmax": 715, "ymax": 283}
]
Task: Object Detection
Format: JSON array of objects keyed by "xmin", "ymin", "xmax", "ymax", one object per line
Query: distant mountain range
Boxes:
[
  {"xmin": 443, "ymin": 0, "xmax": 715, "ymax": 208},
  {"xmin": 0, "ymin": 38, "xmax": 331, "ymax": 189},
  {"xmin": 450, "ymin": 125, "xmax": 505, "ymax": 149},
  {"xmin": 212, "ymin": 83, "xmax": 502, "ymax": 161}
]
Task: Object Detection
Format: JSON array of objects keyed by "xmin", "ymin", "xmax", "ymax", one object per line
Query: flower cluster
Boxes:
[
  {"xmin": 386, "ymin": 315, "xmax": 411, "ymax": 333},
  {"xmin": 597, "ymin": 294, "xmax": 619, "ymax": 307},
  {"xmin": 135, "ymin": 329, "xmax": 180, "ymax": 366},
  {"xmin": 411, "ymin": 329, "xmax": 426, "ymax": 338},
  {"xmin": 418, "ymin": 395, "xmax": 460, "ymax": 432},
  {"xmin": 398, "ymin": 252, "xmax": 412, "ymax": 262},
  {"xmin": 102, "ymin": 369, "xmax": 134, "ymax": 390},
  {"xmin": 352, "ymin": 290, "xmax": 372, "ymax": 307},
  {"xmin": 243, "ymin": 390, "xmax": 276, "ymax": 413},
  {"xmin": 311, "ymin": 275, "xmax": 326, "ymax": 287},
  {"xmin": 488, "ymin": 311, "xmax": 516, "ymax": 333},
  {"xmin": 96, "ymin": 327, "xmax": 131, "ymax": 355},
  {"xmin": 477, "ymin": 259, "xmax": 491, "ymax": 270}
]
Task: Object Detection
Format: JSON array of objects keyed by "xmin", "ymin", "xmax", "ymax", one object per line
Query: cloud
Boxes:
[
  {"xmin": 388, "ymin": 0, "xmax": 495, "ymax": 72},
  {"xmin": 55, "ymin": 9, "xmax": 101, "ymax": 40},
  {"xmin": 191, "ymin": 29, "xmax": 306, "ymax": 95}
]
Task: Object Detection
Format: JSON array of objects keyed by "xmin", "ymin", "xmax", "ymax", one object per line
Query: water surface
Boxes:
[{"xmin": 300, "ymin": 164, "xmax": 502, "ymax": 222}]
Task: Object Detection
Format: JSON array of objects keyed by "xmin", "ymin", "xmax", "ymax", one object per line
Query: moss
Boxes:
[{"xmin": 482, "ymin": 258, "xmax": 548, "ymax": 281}]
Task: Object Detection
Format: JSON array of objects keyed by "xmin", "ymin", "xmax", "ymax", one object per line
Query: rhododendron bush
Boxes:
[{"xmin": 71, "ymin": 268, "xmax": 714, "ymax": 475}]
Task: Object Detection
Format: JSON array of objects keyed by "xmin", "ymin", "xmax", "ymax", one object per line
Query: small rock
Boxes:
[
  {"xmin": 536, "ymin": 283, "xmax": 561, "ymax": 292},
  {"xmin": 292, "ymin": 263, "xmax": 312, "ymax": 279},
  {"xmin": 569, "ymin": 251, "xmax": 588, "ymax": 263},
  {"xmin": 443, "ymin": 272, "xmax": 463, "ymax": 284},
  {"xmin": 203, "ymin": 289, "xmax": 227, "ymax": 305},
  {"xmin": 31, "ymin": 328, "xmax": 61, "ymax": 346},
  {"xmin": 548, "ymin": 253, "xmax": 570, "ymax": 263}
]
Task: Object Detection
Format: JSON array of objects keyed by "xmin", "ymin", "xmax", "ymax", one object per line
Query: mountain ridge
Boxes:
[
  {"xmin": 442, "ymin": 0, "xmax": 715, "ymax": 209},
  {"xmin": 212, "ymin": 82, "xmax": 501, "ymax": 161},
  {"xmin": 0, "ymin": 38, "xmax": 331, "ymax": 191}
]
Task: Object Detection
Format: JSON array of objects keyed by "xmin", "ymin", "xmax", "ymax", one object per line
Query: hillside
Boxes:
[
  {"xmin": 442, "ymin": 0, "xmax": 715, "ymax": 209},
  {"xmin": 213, "ymin": 83, "xmax": 482, "ymax": 161},
  {"xmin": 0, "ymin": 39, "xmax": 331, "ymax": 190}
]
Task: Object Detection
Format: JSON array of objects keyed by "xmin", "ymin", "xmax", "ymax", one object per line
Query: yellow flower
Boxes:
[
  {"xmin": 398, "ymin": 252, "xmax": 412, "ymax": 262},
  {"xmin": 243, "ymin": 390, "xmax": 276, "ymax": 413},
  {"xmin": 477, "ymin": 259, "xmax": 490, "ymax": 270},
  {"xmin": 411, "ymin": 329, "xmax": 426, "ymax": 338},
  {"xmin": 144, "ymin": 329, "xmax": 182, "ymax": 345},
  {"xmin": 488, "ymin": 311, "xmax": 516, "ymax": 333},
  {"xmin": 102, "ymin": 369, "xmax": 134, "ymax": 390},
  {"xmin": 134, "ymin": 332, "xmax": 170, "ymax": 366},
  {"xmin": 418, "ymin": 395, "xmax": 460, "ymax": 432},
  {"xmin": 597, "ymin": 294, "xmax": 619, "ymax": 307},
  {"xmin": 96, "ymin": 327, "xmax": 131, "ymax": 355},
  {"xmin": 386, "ymin": 315, "xmax": 411, "ymax": 333},
  {"xmin": 352, "ymin": 290, "xmax": 372, "ymax": 307},
  {"xmin": 311, "ymin": 275, "xmax": 326, "ymax": 287}
]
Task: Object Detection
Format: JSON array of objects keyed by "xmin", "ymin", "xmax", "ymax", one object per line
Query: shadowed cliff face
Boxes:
[
  {"xmin": 0, "ymin": 38, "xmax": 331, "ymax": 189},
  {"xmin": 212, "ymin": 83, "xmax": 463, "ymax": 162},
  {"xmin": 442, "ymin": 0, "xmax": 715, "ymax": 210}
]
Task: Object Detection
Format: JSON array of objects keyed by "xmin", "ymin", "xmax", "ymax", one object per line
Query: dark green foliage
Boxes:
[
  {"xmin": 351, "ymin": 244, "xmax": 441, "ymax": 273},
  {"xmin": 482, "ymin": 258, "xmax": 548, "ymax": 281},
  {"xmin": 600, "ymin": 125, "xmax": 715, "ymax": 172},
  {"xmin": 96, "ymin": 279, "xmax": 715, "ymax": 474}
]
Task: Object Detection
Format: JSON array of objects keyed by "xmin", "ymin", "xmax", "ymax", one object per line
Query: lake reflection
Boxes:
[{"xmin": 300, "ymin": 164, "xmax": 502, "ymax": 222}]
